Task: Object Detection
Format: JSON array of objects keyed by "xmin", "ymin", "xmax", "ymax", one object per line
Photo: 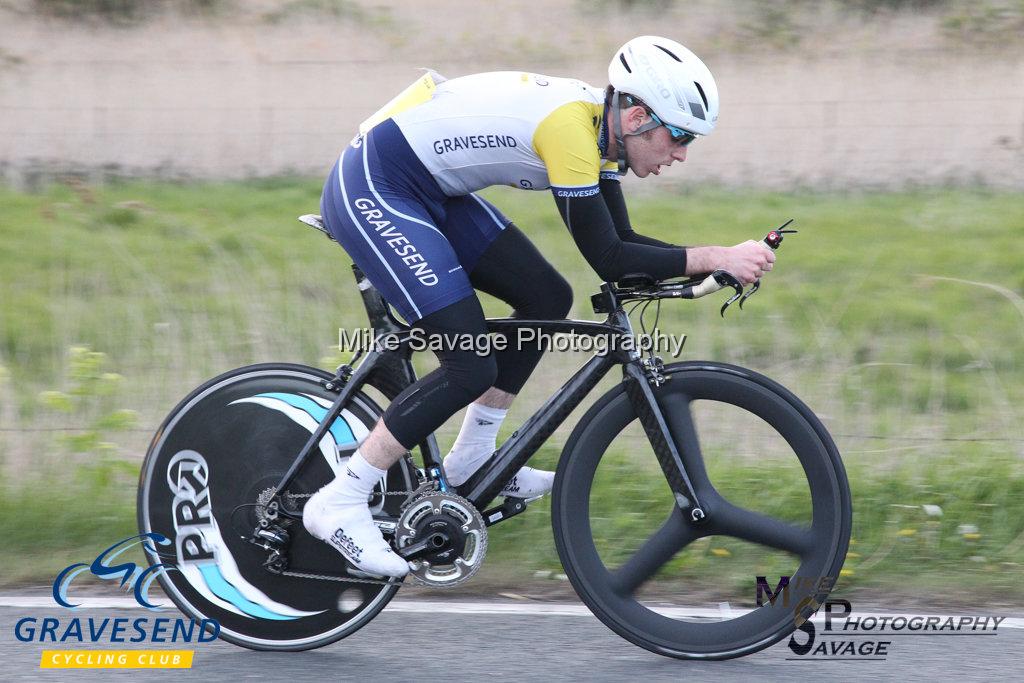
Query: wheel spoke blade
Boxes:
[
  {"xmin": 711, "ymin": 499, "xmax": 814, "ymax": 558},
  {"xmin": 610, "ymin": 507, "xmax": 697, "ymax": 596}
]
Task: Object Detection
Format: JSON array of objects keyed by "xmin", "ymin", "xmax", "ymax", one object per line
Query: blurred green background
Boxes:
[
  {"xmin": 1, "ymin": 1, "xmax": 1022, "ymax": 605},
  {"xmin": 2, "ymin": 181, "xmax": 1022, "ymax": 604}
]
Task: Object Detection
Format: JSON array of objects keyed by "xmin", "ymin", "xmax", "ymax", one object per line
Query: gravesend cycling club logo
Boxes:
[
  {"xmin": 756, "ymin": 575, "xmax": 1007, "ymax": 661},
  {"xmin": 53, "ymin": 533, "xmax": 174, "ymax": 609},
  {"xmin": 12, "ymin": 533, "xmax": 220, "ymax": 670}
]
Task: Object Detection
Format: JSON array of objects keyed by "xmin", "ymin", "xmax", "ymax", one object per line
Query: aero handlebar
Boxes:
[{"xmin": 607, "ymin": 219, "xmax": 797, "ymax": 317}]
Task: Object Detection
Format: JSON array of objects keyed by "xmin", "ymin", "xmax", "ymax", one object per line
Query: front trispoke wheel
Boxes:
[{"xmin": 552, "ymin": 364, "xmax": 851, "ymax": 659}]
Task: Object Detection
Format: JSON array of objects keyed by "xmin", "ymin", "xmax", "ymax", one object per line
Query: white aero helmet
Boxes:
[{"xmin": 608, "ymin": 36, "xmax": 719, "ymax": 136}]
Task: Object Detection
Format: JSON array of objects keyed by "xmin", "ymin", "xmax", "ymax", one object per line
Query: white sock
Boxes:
[
  {"xmin": 323, "ymin": 450, "xmax": 387, "ymax": 507},
  {"xmin": 443, "ymin": 403, "xmax": 508, "ymax": 486}
]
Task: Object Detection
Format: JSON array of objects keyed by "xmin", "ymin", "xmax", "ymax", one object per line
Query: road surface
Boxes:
[{"xmin": 1, "ymin": 596, "xmax": 1019, "ymax": 681}]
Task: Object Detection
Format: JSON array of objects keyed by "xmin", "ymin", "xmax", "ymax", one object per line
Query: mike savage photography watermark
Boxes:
[{"xmin": 337, "ymin": 327, "xmax": 687, "ymax": 358}]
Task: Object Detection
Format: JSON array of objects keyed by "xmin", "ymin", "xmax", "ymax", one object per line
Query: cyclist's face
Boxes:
[{"xmin": 625, "ymin": 123, "xmax": 689, "ymax": 178}]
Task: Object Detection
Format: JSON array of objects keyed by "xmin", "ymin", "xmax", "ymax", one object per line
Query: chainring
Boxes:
[{"xmin": 395, "ymin": 491, "xmax": 487, "ymax": 588}]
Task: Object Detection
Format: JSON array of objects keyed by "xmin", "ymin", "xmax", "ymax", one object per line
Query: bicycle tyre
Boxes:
[
  {"xmin": 551, "ymin": 361, "xmax": 851, "ymax": 659},
  {"xmin": 137, "ymin": 363, "xmax": 416, "ymax": 651}
]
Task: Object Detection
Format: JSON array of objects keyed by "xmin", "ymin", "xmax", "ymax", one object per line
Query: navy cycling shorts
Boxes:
[{"xmin": 320, "ymin": 119, "xmax": 511, "ymax": 322}]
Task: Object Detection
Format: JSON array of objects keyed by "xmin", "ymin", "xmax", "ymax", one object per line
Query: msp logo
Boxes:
[
  {"xmin": 14, "ymin": 534, "xmax": 220, "ymax": 670},
  {"xmin": 53, "ymin": 533, "xmax": 174, "ymax": 610},
  {"xmin": 756, "ymin": 575, "xmax": 1006, "ymax": 661}
]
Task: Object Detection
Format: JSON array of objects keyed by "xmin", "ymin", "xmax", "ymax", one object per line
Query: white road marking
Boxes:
[{"xmin": 1, "ymin": 596, "xmax": 1021, "ymax": 628}]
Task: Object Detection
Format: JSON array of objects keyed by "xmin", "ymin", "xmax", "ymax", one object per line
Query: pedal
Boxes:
[{"xmin": 373, "ymin": 518, "xmax": 398, "ymax": 535}]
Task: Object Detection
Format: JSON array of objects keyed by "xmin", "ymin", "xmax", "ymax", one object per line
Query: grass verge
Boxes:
[{"xmin": 1, "ymin": 178, "xmax": 1022, "ymax": 604}]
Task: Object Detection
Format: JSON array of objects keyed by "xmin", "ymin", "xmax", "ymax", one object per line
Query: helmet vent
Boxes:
[
  {"xmin": 654, "ymin": 45, "xmax": 682, "ymax": 62},
  {"xmin": 618, "ymin": 53, "xmax": 632, "ymax": 73},
  {"xmin": 694, "ymin": 81, "xmax": 709, "ymax": 110}
]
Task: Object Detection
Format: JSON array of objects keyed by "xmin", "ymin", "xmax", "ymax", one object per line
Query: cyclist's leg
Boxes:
[
  {"xmin": 465, "ymin": 220, "xmax": 574, "ymax": 392},
  {"xmin": 303, "ymin": 296, "xmax": 497, "ymax": 574},
  {"xmin": 379, "ymin": 296, "xmax": 496, "ymax": 450},
  {"xmin": 438, "ymin": 196, "xmax": 574, "ymax": 495},
  {"xmin": 322, "ymin": 130, "xmax": 499, "ymax": 432},
  {"xmin": 312, "ymin": 132, "xmax": 495, "ymax": 575}
]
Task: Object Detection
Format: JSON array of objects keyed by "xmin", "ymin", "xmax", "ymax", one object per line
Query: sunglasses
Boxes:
[{"xmin": 650, "ymin": 112, "xmax": 697, "ymax": 147}]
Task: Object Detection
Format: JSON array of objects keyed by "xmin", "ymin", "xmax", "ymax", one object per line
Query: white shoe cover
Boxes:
[
  {"xmin": 303, "ymin": 489, "xmax": 410, "ymax": 578},
  {"xmin": 499, "ymin": 466, "xmax": 555, "ymax": 499}
]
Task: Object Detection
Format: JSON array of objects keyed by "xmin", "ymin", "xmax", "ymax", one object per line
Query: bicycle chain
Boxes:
[
  {"xmin": 268, "ymin": 488, "xmax": 423, "ymax": 522},
  {"xmin": 284, "ymin": 491, "xmax": 417, "ymax": 498},
  {"xmin": 278, "ymin": 569, "xmax": 402, "ymax": 586}
]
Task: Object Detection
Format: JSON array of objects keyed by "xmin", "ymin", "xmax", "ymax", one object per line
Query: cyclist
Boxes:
[{"xmin": 304, "ymin": 36, "xmax": 775, "ymax": 577}]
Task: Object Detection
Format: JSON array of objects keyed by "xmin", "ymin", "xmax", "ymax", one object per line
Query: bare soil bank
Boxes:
[{"xmin": 1, "ymin": 3, "xmax": 1022, "ymax": 188}]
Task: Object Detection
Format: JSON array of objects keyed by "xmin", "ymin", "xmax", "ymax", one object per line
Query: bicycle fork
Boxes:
[{"xmin": 623, "ymin": 362, "xmax": 708, "ymax": 524}]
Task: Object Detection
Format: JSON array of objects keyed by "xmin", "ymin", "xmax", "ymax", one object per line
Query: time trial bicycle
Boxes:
[{"xmin": 137, "ymin": 214, "xmax": 850, "ymax": 659}]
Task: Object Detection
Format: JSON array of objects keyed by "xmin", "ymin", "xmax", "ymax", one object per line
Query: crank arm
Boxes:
[
  {"xmin": 481, "ymin": 497, "xmax": 529, "ymax": 527},
  {"xmin": 396, "ymin": 531, "xmax": 449, "ymax": 560}
]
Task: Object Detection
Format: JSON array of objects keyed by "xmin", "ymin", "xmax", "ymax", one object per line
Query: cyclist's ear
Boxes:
[{"xmin": 622, "ymin": 105, "xmax": 649, "ymax": 134}]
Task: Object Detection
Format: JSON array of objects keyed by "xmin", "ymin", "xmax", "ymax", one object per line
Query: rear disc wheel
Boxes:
[{"xmin": 137, "ymin": 363, "xmax": 416, "ymax": 651}]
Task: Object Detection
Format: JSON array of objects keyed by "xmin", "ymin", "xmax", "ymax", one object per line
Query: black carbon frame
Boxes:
[{"xmin": 272, "ymin": 266, "xmax": 704, "ymax": 520}]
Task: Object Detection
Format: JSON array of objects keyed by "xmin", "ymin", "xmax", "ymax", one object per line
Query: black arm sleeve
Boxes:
[
  {"xmin": 599, "ymin": 178, "xmax": 679, "ymax": 248},
  {"xmin": 554, "ymin": 190, "xmax": 687, "ymax": 282}
]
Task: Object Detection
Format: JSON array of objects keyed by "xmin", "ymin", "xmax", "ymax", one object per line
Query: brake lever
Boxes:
[
  {"xmin": 716, "ymin": 271, "xmax": 745, "ymax": 317},
  {"xmin": 738, "ymin": 280, "xmax": 761, "ymax": 309}
]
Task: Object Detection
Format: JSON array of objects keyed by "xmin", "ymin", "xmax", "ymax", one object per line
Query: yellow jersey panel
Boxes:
[
  {"xmin": 389, "ymin": 72, "xmax": 620, "ymax": 197},
  {"xmin": 533, "ymin": 100, "xmax": 604, "ymax": 195}
]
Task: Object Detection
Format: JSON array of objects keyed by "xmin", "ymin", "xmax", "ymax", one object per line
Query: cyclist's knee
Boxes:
[
  {"xmin": 546, "ymin": 273, "xmax": 573, "ymax": 318},
  {"xmin": 443, "ymin": 351, "xmax": 498, "ymax": 400},
  {"xmin": 527, "ymin": 271, "xmax": 573, "ymax": 320}
]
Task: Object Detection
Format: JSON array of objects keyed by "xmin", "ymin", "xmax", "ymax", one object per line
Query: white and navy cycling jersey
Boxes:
[
  {"xmin": 391, "ymin": 72, "xmax": 620, "ymax": 198},
  {"xmin": 319, "ymin": 71, "xmax": 679, "ymax": 325}
]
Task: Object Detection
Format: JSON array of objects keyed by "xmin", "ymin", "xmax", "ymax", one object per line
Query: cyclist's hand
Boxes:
[{"xmin": 721, "ymin": 240, "xmax": 775, "ymax": 285}]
